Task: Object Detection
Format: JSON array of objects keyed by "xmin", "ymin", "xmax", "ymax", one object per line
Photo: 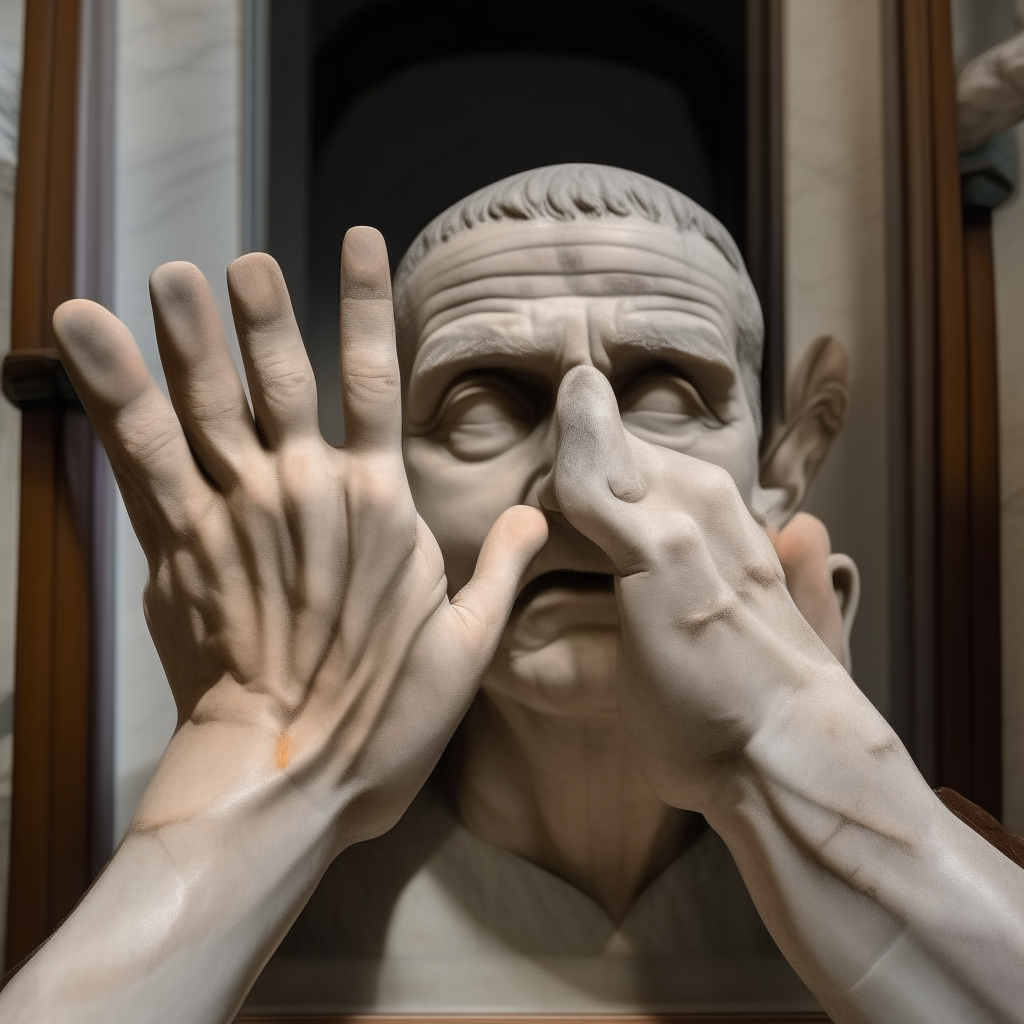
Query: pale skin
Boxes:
[{"xmin": 0, "ymin": 221, "xmax": 1021, "ymax": 1023}]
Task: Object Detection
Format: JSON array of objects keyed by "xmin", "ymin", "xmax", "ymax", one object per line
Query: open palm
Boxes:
[{"xmin": 52, "ymin": 227, "xmax": 546, "ymax": 846}]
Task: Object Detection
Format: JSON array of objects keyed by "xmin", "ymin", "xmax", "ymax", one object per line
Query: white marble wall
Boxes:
[
  {"xmin": 782, "ymin": 0, "xmax": 890, "ymax": 714},
  {"xmin": 0, "ymin": 0, "xmax": 24, "ymax": 968},
  {"xmin": 112, "ymin": 0, "xmax": 241, "ymax": 840}
]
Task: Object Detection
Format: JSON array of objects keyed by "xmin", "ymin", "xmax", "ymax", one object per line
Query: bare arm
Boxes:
[
  {"xmin": 543, "ymin": 364, "xmax": 1024, "ymax": 1024},
  {"xmin": 0, "ymin": 231, "xmax": 546, "ymax": 1023}
]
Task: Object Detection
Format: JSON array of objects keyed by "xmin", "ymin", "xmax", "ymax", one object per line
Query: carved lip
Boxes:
[{"xmin": 512, "ymin": 570, "xmax": 615, "ymax": 613}]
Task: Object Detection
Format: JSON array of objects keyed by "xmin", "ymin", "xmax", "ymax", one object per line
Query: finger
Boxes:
[
  {"xmin": 226, "ymin": 252, "xmax": 320, "ymax": 447},
  {"xmin": 772, "ymin": 513, "xmax": 845, "ymax": 660},
  {"xmin": 449, "ymin": 505, "xmax": 549, "ymax": 654},
  {"xmin": 538, "ymin": 365, "xmax": 646, "ymax": 570},
  {"xmin": 53, "ymin": 299, "xmax": 209, "ymax": 545},
  {"xmin": 771, "ymin": 512, "xmax": 832, "ymax": 578},
  {"xmin": 339, "ymin": 226, "xmax": 402, "ymax": 455},
  {"xmin": 150, "ymin": 261, "xmax": 261, "ymax": 486}
]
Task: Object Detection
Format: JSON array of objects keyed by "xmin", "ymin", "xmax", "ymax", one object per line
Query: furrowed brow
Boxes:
[
  {"xmin": 413, "ymin": 328, "xmax": 541, "ymax": 379},
  {"xmin": 605, "ymin": 322, "xmax": 736, "ymax": 387},
  {"xmin": 607, "ymin": 321, "xmax": 732, "ymax": 364},
  {"xmin": 407, "ymin": 327, "xmax": 548, "ymax": 423}
]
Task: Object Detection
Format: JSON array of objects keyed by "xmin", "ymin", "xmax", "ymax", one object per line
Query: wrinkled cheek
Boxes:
[{"xmin": 404, "ymin": 439, "xmax": 534, "ymax": 594}]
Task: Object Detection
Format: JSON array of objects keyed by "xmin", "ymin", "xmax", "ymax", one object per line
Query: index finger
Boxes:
[{"xmin": 339, "ymin": 227, "xmax": 402, "ymax": 455}]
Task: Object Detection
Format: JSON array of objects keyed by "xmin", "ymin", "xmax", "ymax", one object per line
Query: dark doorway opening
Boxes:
[{"xmin": 267, "ymin": 0, "xmax": 769, "ymax": 443}]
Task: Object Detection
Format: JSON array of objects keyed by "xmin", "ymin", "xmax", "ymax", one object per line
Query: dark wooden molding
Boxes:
[
  {"xmin": 11, "ymin": 0, "xmax": 78, "ymax": 355},
  {"xmin": 891, "ymin": 0, "xmax": 1003, "ymax": 816},
  {"xmin": 936, "ymin": 786, "xmax": 1024, "ymax": 867},
  {"xmin": 1, "ymin": 348, "xmax": 79, "ymax": 409},
  {"xmin": 5, "ymin": 0, "xmax": 96, "ymax": 969},
  {"xmin": 962, "ymin": 210, "xmax": 1003, "ymax": 814},
  {"xmin": 746, "ymin": 0, "xmax": 785, "ymax": 440}
]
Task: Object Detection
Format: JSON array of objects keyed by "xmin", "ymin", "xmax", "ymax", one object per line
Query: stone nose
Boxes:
[{"xmin": 536, "ymin": 366, "xmax": 646, "ymax": 519}]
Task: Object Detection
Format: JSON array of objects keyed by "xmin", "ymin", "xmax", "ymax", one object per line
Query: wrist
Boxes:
[
  {"xmin": 7, "ymin": 772, "xmax": 342, "ymax": 1024},
  {"xmin": 130, "ymin": 715, "xmax": 348, "ymax": 867},
  {"xmin": 703, "ymin": 661, "xmax": 936, "ymax": 868}
]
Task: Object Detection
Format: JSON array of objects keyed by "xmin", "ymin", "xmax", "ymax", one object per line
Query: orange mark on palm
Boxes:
[{"xmin": 275, "ymin": 734, "xmax": 291, "ymax": 770}]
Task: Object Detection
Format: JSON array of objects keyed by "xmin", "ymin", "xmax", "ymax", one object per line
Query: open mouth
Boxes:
[{"xmin": 513, "ymin": 570, "xmax": 615, "ymax": 612}]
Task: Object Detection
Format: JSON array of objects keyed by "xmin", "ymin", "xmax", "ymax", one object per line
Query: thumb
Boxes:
[
  {"xmin": 449, "ymin": 504, "xmax": 549, "ymax": 657},
  {"xmin": 539, "ymin": 365, "xmax": 646, "ymax": 570}
]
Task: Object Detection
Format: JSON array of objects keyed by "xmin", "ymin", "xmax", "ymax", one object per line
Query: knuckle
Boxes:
[
  {"xmin": 258, "ymin": 354, "xmax": 314, "ymax": 405},
  {"xmin": 657, "ymin": 515, "xmax": 701, "ymax": 563},
  {"xmin": 345, "ymin": 362, "xmax": 400, "ymax": 404},
  {"xmin": 701, "ymin": 463, "xmax": 738, "ymax": 504},
  {"xmin": 117, "ymin": 408, "xmax": 179, "ymax": 469},
  {"xmin": 233, "ymin": 464, "xmax": 280, "ymax": 516},
  {"xmin": 184, "ymin": 389, "xmax": 242, "ymax": 428},
  {"xmin": 743, "ymin": 546, "xmax": 786, "ymax": 591},
  {"xmin": 277, "ymin": 440, "xmax": 329, "ymax": 502}
]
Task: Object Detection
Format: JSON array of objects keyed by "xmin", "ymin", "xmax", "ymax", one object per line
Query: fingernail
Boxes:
[{"xmin": 342, "ymin": 227, "xmax": 392, "ymax": 300}]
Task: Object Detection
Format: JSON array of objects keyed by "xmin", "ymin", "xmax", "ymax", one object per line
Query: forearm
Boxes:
[
  {"xmin": 0, "ymin": 739, "xmax": 341, "ymax": 1024},
  {"xmin": 704, "ymin": 666, "xmax": 1024, "ymax": 1023}
]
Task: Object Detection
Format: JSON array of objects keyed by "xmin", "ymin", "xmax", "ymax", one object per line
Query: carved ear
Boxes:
[{"xmin": 755, "ymin": 335, "xmax": 850, "ymax": 529}]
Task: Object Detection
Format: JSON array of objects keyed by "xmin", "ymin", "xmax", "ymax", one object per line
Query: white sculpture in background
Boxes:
[
  {"xmin": 958, "ymin": 27, "xmax": 1024, "ymax": 150},
  {"xmin": 0, "ymin": 166, "xmax": 1022, "ymax": 1024}
]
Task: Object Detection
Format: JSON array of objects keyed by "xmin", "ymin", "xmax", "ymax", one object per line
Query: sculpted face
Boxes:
[{"xmin": 400, "ymin": 218, "xmax": 763, "ymax": 716}]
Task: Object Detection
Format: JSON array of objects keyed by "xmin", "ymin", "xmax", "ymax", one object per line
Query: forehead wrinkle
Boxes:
[
  {"xmin": 404, "ymin": 219, "xmax": 736, "ymax": 283},
  {"xmin": 414, "ymin": 272, "xmax": 732, "ymax": 342},
  {"xmin": 410, "ymin": 242, "xmax": 731, "ymax": 302},
  {"xmin": 416, "ymin": 299, "xmax": 534, "ymax": 351}
]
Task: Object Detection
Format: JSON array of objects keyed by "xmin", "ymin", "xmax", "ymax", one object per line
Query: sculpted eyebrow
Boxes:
[
  {"xmin": 608, "ymin": 324, "xmax": 732, "ymax": 365},
  {"xmin": 413, "ymin": 329, "xmax": 541, "ymax": 379},
  {"xmin": 407, "ymin": 329, "xmax": 545, "ymax": 424}
]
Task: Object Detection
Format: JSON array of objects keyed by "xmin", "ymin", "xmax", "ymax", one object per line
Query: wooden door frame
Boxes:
[
  {"xmin": 887, "ymin": 0, "xmax": 1004, "ymax": 817},
  {"xmin": 0, "ymin": 0, "xmax": 94, "ymax": 971}
]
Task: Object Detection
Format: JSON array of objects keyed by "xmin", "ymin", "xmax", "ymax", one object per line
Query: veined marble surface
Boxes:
[
  {"xmin": 112, "ymin": 0, "xmax": 241, "ymax": 840},
  {"xmin": 782, "ymin": 0, "xmax": 889, "ymax": 714}
]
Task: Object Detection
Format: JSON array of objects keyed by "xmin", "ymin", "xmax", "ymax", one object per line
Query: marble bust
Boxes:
[
  {"xmin": 395, "ymin": 166, "xmax": 855, "ymax": 916},
  {"xmin": 2, "ymin": 164, "xmax": 1022, "ymax": 1024},
  {"xmin": 252, "ymin": 165, "xmax": 855, "ymax": 1013}
]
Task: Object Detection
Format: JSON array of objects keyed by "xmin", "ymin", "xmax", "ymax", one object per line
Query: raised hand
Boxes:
[
  {"xmin": 537, "ymin": 366, "xmax": 1024, "ymax": 1024},
  {"xmin": 536, "ymin": 364, "xmax": 838, "ymax": 812},
  {"xmin": 53, "ymin": 229, "xmax": 545, "ymax": 844},
  {"xmin": 0, "ymin": 230, "xmax": 546, "ymax": 1024}
]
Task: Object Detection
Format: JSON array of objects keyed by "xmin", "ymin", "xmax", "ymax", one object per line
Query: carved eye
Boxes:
[
  {"xmin": 618, "ymin": 371, "xmax": 718, "ymax": 439},
  {"xmin": 433, "ymin": 376, "xmax": 535, "ymax": 460}
]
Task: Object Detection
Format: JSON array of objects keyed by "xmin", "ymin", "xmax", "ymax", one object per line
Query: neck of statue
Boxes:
[{"xmin": 447, "ymin": 689, "xmax": 695, "ymax": 923}]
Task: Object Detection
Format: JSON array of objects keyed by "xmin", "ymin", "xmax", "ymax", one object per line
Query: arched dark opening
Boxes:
[{"xmin": 266, "ymin": 0, "xmax": 775, "ymax": 444}]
